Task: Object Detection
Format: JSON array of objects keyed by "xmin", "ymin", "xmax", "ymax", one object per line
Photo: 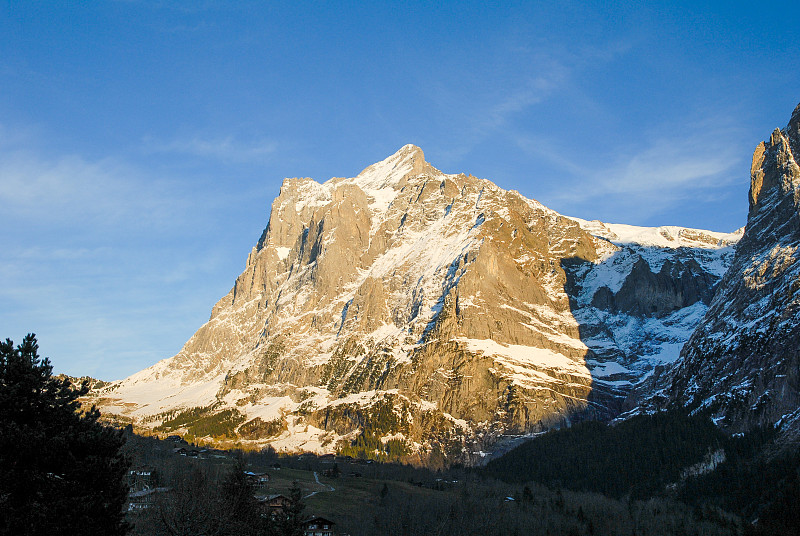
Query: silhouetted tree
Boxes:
[
  {"xmin": 0, "ymin": 334, "xmax": 130, "ymax": 536},
  {"xmin": 274, "ymin": 481, "xmax": 305, "ymax": 536},
  {"xmin": 220, "ymin": 456, "xmax": 260, "ymax": 536},
  {"xmin": 159, "ymin": 467, "xmax": 223, "ymax": 536}
]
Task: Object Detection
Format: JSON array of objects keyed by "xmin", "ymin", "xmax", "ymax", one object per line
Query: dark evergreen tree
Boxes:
[
  {"xmin": 275, "ymin": 481, "xmax": 305, "ymax": 536},
  {"xmin": 0, "ymin": 334, "xmax": 130, "ymax": 536},
  {"xmin": 220, "ymin": 456, "xmax": 260, "ymax": 536}
]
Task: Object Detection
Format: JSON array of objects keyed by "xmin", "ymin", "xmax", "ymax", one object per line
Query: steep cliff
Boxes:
[
  {"xmin": 96, "ymin": 144, "xmax": 738, "ymax": 464},
  {"xmin": 653, "ymin": 103, "xmax": 800, "ymax": 433}
]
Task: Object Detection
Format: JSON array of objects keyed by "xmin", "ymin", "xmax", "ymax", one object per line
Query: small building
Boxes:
[
  {"xmin": 321, "ymin": 467, "xmax": 339, "ymax": 478},
  {"xmin": 303, "ymin": 516, "xmax": 336, "ymax": 536},
  {"xmin": 127, "ymin": 487, "xmax": 169, "ymax": 512},
  {"xmin": 261, "ymin": 494, "xmax": 292, "ymax": 515},
  {"xmin": 244, "ymin": 471, "xmax": 270, "ymax": 486},
  {"xmin": 127, "ymin": 466, "xmax": 155, "ymax": 493}
]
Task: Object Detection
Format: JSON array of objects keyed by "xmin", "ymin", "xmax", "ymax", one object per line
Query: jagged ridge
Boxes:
[
  {"xmin": 96, "ymin": 144, "xmax": 739, "ymax": 465},
  {"xmin": 654, "ymin": 103, "xmax": 800, "ymax": 434}
]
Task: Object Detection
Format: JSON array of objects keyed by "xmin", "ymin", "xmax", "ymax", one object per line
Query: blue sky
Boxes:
[{"xmin": 1, "ymin": 1, "xmax": 798, "ymax": 379}]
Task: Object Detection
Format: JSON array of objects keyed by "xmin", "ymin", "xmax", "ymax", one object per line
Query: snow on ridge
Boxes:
[
  {"xmin": 342, "ymin": 145, "xmax": 426, "ymax": 211},
  {"xmin": 575, "ymin": 248, "xmax": 641, "ymax": 298},
  {"xmin": 569, "ymin": 217, "xmax": 742, "ymax": 249},
  {"xmin": 101, "ymin": 372, "xmax": 225, "ymax": 418},
  {"xmin": 282, "ymin": 145, "xmax": 560, "ymax": 231},
  {"xmin": 573, "ymin": 221, "xmax": 738, "ymax": 305},
  {"xmin": 283, "ymin": 177, "xmax": 332, "ymax": 210},
  {"xmin": 280, "ymin": 149, "xmax": 740, "ymax": 258}
]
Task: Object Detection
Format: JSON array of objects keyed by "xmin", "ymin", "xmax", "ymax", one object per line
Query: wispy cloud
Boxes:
[
  {"xmin": 0, "ymin": 149, "xmax": 197, "ymax": 230},
  {"xmin": 143, "ymin": 135, "xmax": 277, "ymax": 164},
  {"xmin": 0, "ymin": 128, "xmax": 251, "ymax": 379},
  {"xmin": 482, "ymin": 72, "xmax": 568, "ymax": 130},
  {"xmin": 514, "ymin": 114, "xmax": 748, "ymax": 225},
  {"xmin": 429, "ymin": 67, "xmax": 571, "ymax": 164},
  {"xmin": 422, "ymin": 39, "xmax": 621, "ymax": 165}
]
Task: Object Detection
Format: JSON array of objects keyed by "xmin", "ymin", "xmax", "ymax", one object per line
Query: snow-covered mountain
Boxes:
[
  {"xmin": 96, "ymin": 143, "xmax": 740, "ymax": 464},
  {"xmin": 646, "ymin": 103, "xmax": 800, "ymax": 438}
]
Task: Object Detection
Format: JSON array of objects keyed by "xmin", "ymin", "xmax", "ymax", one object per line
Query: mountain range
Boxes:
[{"xmin": 94, "ymin": 102, "xmax": 800, "ymax": 466}]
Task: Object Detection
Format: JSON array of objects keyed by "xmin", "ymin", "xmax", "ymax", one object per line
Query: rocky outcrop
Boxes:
[
  {"xmin": 591, "ymin": 257, "xmax": 718, "ymax": 316},
  {"xmin": 655, "ymin": 102, "xmax": 800, "ymax": 431},
  {"xmin": 95, "ymin": 144, "xmax": 740, "ymax": 464}
]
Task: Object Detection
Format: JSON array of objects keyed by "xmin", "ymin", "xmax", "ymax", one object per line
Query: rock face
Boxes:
[
  {"xmin": 97, "ymin": 144, "xmax": 739, "ymax": 465},
  {"xmin": 651, "ymin": 103, "xmax": 800, "ymax": 432},
  {"xmin": 590, "ymin": 257, "xmax": 718, "ymax": 316}
]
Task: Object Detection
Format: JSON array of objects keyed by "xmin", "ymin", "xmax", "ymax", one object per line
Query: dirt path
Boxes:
[{"xmin": 304, "ymin": 471, "xmax": 335, "ymax": 498}]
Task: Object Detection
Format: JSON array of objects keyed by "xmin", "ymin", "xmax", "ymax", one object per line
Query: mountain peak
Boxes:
[
  {"xmin": 353, "ymin": 144, "xmax": 435, "ymax": 192},
  {"xmin": 396, "ymin": 143, "xmax": 425, "ymax": 160},
  {"xmin": 749, "ymin": 105, "xmax": 800, "ymax": 216},
  {"xmin": 359, "ymin": 144, "xmax": 427, "ymax": 174},
  {"xmin": 393, "ymin": 143, "xmax": 428, "ymax": 175},
  {"xmin": 785, "ymin": 101, "xmax": 800, "ymax": 157},
  {"xmin": 661, "ymin": 100, "xmax": 800, "ymax": 432}
]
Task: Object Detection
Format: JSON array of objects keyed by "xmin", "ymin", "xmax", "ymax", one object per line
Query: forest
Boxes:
[{"xmin": 484, "ymin": 410, "xmax": 800, "ymax": 535}]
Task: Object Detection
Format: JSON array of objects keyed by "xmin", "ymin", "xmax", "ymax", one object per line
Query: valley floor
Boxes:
[{"xmin": 123, "ymin": 432, "xmax": 744, "ymax": 536}]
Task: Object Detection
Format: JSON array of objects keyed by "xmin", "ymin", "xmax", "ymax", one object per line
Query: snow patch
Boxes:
[{"xmin": 455, "ymin": 338, "xmax": 590, "ymax": 378}]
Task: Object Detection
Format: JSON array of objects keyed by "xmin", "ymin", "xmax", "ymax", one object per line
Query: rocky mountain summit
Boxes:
[
  {"xmin": 649, "ymin": 103, "xmax": 800, "ymax": 437},
  {"xmin": 98, "ymin": 142, "xmax": 740, "ymax": 465}
]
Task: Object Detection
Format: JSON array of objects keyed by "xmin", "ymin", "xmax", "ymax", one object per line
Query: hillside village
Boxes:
[{"xmin": 124, "ymin": 433, "xmax": 347, "ymax": 535}]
